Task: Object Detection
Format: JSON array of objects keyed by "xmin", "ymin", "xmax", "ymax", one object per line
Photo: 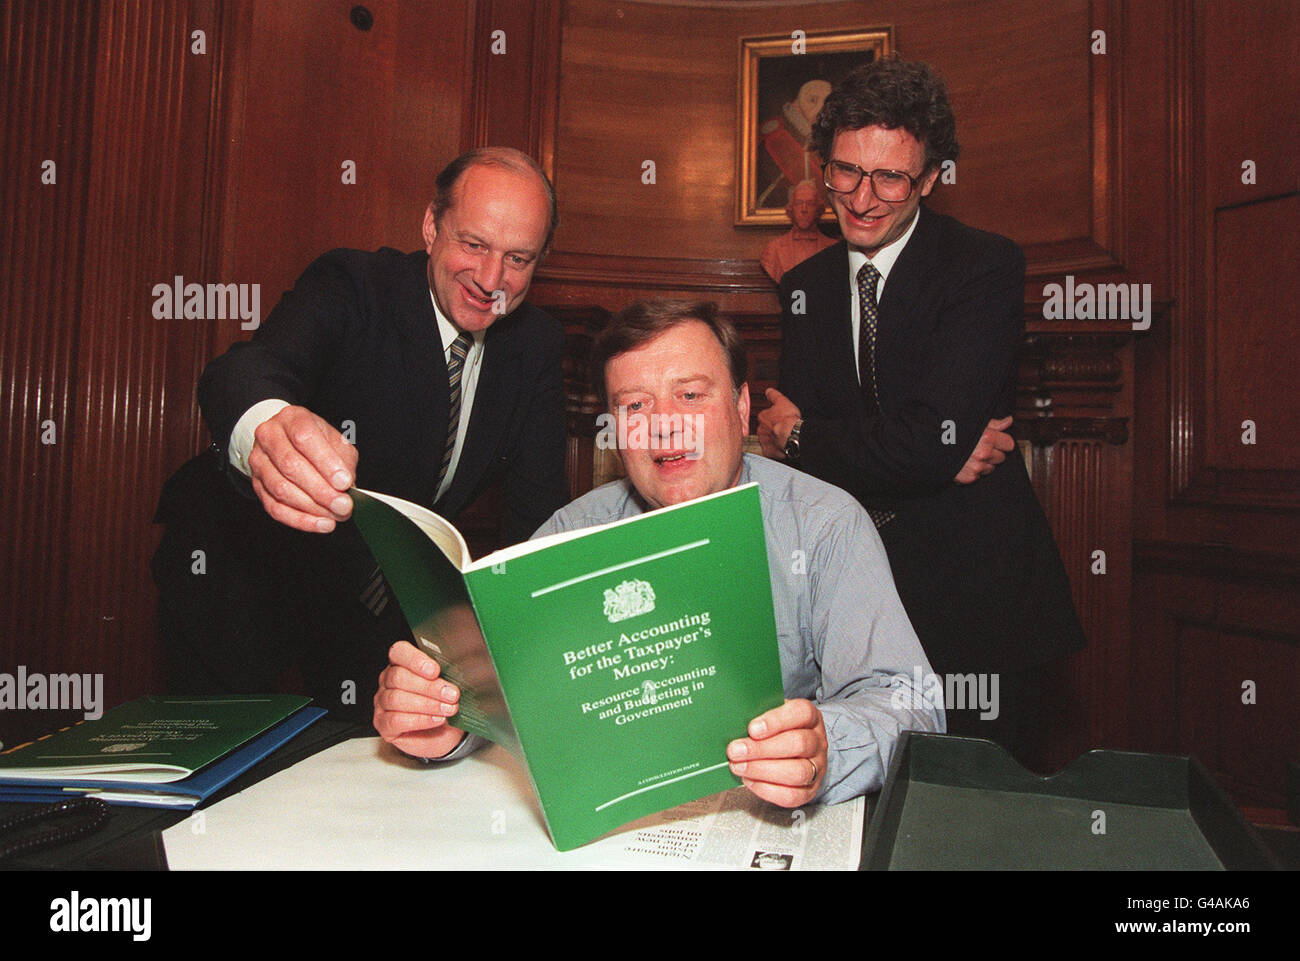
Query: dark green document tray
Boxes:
[{"xmin": 861, "ymin": 732, "xmax": 1280, "ymax": 870}]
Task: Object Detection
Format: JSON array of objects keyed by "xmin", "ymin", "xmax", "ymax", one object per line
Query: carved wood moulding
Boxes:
[{"xmin": 1017, "ymin": 331, "xmax": 1134, "ymax": 447}]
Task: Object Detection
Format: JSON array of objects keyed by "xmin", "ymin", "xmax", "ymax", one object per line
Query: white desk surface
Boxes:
[{"xmin": 162, "ymin": 737, "xmax": 862, "ymax": 870}]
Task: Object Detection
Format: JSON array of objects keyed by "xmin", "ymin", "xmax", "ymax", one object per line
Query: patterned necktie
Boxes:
[
  {"xmin": 856, "ymin": 262, "xmax": 894, "ymax": 528},
  {"xmin": 437, "ymin": 332, "xmax": 473, "ymax": 492},
  {"xmin": 856, "ymin": 261, "xmax": 882, "ymax": 412}
]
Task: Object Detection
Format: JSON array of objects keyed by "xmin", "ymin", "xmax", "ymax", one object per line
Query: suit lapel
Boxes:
[
  {"xmin": 875, "ymin": 206, "xmax": 938, "ymax": 364},
  {"xmin": 810, "ymin": 242, "xmax": 859, "ymax": 398},
  {"xmin": 439, "ymin": 310, "xmax": 521, "ymax": 511},
  {"xmin": 391, "ymin": 252, "xmax": 450, "ymax": 503}
]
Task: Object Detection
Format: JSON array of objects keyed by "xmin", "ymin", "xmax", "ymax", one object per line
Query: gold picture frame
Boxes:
[{"xmin": 736, "ymin": 27, "xmax": 893, "ymax": 227}]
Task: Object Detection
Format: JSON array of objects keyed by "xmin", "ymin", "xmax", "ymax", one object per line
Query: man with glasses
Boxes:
[{"xmin": 758, "ymin": 57, "xmax": 1085, "ymax": 763}]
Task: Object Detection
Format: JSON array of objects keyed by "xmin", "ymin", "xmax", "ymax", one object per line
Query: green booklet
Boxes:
[
  {"xmin": 0, "ymin": 695, "xmax": 311, "ymax": 782},
  {"xmin": 350, "ymin": 483, "xmax": 785, "ymax": 851}
]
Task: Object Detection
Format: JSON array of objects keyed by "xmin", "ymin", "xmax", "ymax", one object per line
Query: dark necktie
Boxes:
[
  {"xmin": 856, "ymin": 261, "xmax": 882, "ymax": 412},
  {"xmin": 437, "ymin": 333, "xmax": 473, "ymax": 492},
  {"xmin": 361, "ymin": 331, "xmax": 473, "ymax": 619},
  {"xmin": 856, "ymin": 262, "xmax": 894, "ymax": 528}
]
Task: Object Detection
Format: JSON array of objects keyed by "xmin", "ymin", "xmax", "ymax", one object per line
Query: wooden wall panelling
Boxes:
[
  {"xmin": 1195, "ymin": 0, "xmax": 1300, "ymax": 503},
  {"xmin": 0, "ymin": 1, "xmax": 98, "ymax": 747},
  {"xmin": 1132, "ymin": 545, "xmax": 1300, "ymax": 808},
  {"xmin": 553, "ymin": 306, "xmax": 611, "ymax": 500},
  {"xmin": 1130, "ymin": 565, "xmax": 1211, "ymax": 755},
  {"xmin": 998, "ymin": 0, "xmax": 1123, "ymax": 278},
  {"xmin": 1159, "ymin": 0, "xmax": 1196, "ymax": 507},
  {"xmin": 0, "ymin": 0, "xmax": 231, "ymax": 745},
  {"xmin": 214, "ymin": 0, "xmax": 472, "ymax": 354},
  {"xmin": 70, "ymin": 0, "xmax": 228, "ymax": 723},
  {"xmin": 1170, "ymin": 0, "xmax": 1299, "ymax": 511},
  {"xmin": 1041, "ymin": 439, "xmax": 1109, "ymax": 762},
  {"xmin": 1201, "ymin": 195, "xmax": 1300, "ymax": 500},
  {"xmin": 1016, "ymin": 328, "xmax": 1137, "ymax": 765},
  {"xmin": 1130, "ymin": 0, "xmax": 1299, "ymax": 804},
  {"xmin": 541, "ymin": 0, "xmax": 1102, "ymax": 281},
  {"xmin": 1216, "ymin": 578, "xmax": 1300, "ymax": 806},
  {"xmin": 463, "ymin": 0, "xmax": 564, "ymax": 163},
  {"xmin": 186, "ymin": 0, "xmax": 246, "ymax": 459},
  {"xmin": 1010, "ymin": 0, "xmax": 1135, "ymax": 687}
]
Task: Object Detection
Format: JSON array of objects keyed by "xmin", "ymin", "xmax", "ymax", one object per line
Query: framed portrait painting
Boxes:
[{"xmin": 736, "ymin": 27, "xmax": 893, "ymax": 226}]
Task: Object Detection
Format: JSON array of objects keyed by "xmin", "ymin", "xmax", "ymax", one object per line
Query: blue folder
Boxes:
[{"xmin": 0, "ymin": 707, "xmax": 327, "ymax": 809}]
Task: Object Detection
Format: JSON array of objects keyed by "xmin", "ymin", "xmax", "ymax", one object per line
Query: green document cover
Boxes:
[
  {"xmin": 0, "ymin": 695, "xmax": 311, "ymax": 782},
  {"xmin": 350, "ymin": 483, "xmax": 785, "ymax": 851}
]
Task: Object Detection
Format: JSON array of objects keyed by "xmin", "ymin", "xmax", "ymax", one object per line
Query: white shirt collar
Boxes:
[
  {"xmin": 430, "ymin": 291, "xmax": 486, "ymax": 353},
  {"xmin": 847, "ymin": 205, "xmax": 922, "ymax": 290}
]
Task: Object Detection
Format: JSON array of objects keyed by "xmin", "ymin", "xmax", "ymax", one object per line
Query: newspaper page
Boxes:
[{"xmin": 583, "ymin": 787, "xmax": 864, "ymax": 870}]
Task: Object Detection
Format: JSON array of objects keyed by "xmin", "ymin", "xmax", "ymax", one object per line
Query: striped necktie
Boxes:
[
  {"xmin": 437, "ymin": 332, "xmax": 473, "ymax": 492},
  {"xmin": 360, "ymin": 331, "xmax": 472, "ymax": 619},
  {"xmin": 856, "ymin": 262, "xmax": 894, "ymax": 528}
]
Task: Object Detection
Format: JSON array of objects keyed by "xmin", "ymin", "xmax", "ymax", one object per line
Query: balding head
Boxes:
[{"xmin": 430, "ymin": 147, "xmax": 559, "ymax": 256}]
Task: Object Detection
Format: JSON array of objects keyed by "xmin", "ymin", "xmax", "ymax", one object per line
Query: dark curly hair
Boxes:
[{"xmin": 809, "ymin": 56, "xmax": 960, "ymax": 174}]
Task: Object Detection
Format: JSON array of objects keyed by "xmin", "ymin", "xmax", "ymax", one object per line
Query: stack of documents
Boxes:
[{"xmin": 0, "ymin": 695, "xmax": 324, "ymax": 808}]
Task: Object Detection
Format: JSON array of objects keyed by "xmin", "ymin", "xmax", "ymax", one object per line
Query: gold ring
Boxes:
[{"xmin": 807, "ymin": 757, "xmax": 819, "ymax": 786}]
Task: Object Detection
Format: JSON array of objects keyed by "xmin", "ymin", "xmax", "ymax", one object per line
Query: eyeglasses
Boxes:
[{"xmin": 823, "ymin": 161, "xmax": 922, "ymax": 202}]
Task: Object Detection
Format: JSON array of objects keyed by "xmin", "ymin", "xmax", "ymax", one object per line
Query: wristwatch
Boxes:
[{"xmin": 783, "ymin": 419, "xmax": 803, "ymax": 462}]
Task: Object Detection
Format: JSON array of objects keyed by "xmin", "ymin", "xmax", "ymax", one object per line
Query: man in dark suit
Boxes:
[
  {"xmin": 153, "ymin": 147, "xmax": 568, "ymax": 720},
  {"xmin": 758, "ymin": 59, "xmax": 1085, "ymax": 761}
]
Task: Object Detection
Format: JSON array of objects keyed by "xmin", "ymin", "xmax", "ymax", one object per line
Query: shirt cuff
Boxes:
[
  {"xmin": 229, "ymin": 399, "xmax": 291, "ymax": 476},
  {"xmin": 413, "ymin": 731, "xmax": 485, "ymax": 764}
]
